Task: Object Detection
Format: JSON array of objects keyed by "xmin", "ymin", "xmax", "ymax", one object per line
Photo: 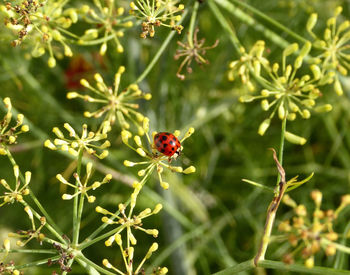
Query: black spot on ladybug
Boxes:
[
  {"xmin": 172, "ymin": 138, "xmax": 176, "ymax": 142},
  {"xmin": 172, "ymin": 147, "xmax": 175, "ymax": 151},
  {"xmin": 163, "ymin": 143, "xmax": 168, "ymax": 148},
  {"xmin": 169, "ymin": 140, "xmax": 175, "ymax": 146},
  {"xmin": 156, "ymin": 141, "xmax": 162, "ymax": 147},
  {"xmin": 165, "ymin": 133, "xmax": 170, "ymax": 135},
  {"xmin": 161, "ymin": 149, "xmax": 165, "ymax": 153},
  {"xmin": 162, "ymin": 135, "xmax": 167, "ymax": 141}
]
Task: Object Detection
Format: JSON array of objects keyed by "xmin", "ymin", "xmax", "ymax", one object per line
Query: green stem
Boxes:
[
  {"xmin": 78, "ymin": 224, "xmax": 126, "ymax": 250},
  {"xmin": 13, "ymin": 256, "xmax": 60, "ymax": 270},
  {"xmin": 0, "ymin": 249, "xmax": 56, "ymax": 254},
  {"xmin": 73, "ymin": 148, "xmax": 84, "ymax": 246},
  {"xmin": 213, "ymin": 0, "xmax": 289, "ymax": 48},
  {"xmin": 4, "ymin": 147, "xmax": 65, "ymax": 242},
  {"xmin": 207, "ymin": 0, "xmax": 241, "ymax": 53},
  {"xmin": 135, "ymin": 9, "xmax": 189, "ymax": 84},
  {"xmin": 277, "ymin": 116, "xmax": 287, "ymax": 184},
  {"xmin": 213, "ymin": 259, "xmax": 350, "ymax": 275},
  {"xmin": 62, "ymin": 258, "xmax": 75, "ymax": 275},
  {"xmin": 228, "ymin": 0, "xmax": 308, "ymax": 44},
  {"xmin": 188, "ymin": 2, "xmax": 199, "ymax": 48}
]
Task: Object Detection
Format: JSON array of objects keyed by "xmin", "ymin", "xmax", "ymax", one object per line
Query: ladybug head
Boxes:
[{"xmin": 172, "ymin": 146, "xmax": 182, "ymax": 159}]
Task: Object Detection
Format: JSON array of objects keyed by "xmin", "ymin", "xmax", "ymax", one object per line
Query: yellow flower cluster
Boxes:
[
  {"xmin": 44, "ymin": 123, "xmax": 110, "ymax": 159},
  {"xmin": 279, "ymin": 191, "xmax": 350, "ymax": 268},
  {"xmin": 0, "ymin": 97, "xmax": 29, "ymax": 155},
  {"xmin": 67, "ymin": 66, "xmax": 151, "ymax": 134}
]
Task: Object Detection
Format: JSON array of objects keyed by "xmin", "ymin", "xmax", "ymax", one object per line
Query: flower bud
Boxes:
[{"xmin": 285, "ymin": 131, "xmax": 307, "ymax": 145}]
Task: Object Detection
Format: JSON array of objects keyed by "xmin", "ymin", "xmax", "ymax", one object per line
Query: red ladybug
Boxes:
[{"xmin": 154, "ymin": 132, "xmax": 181, "ymax": 160}]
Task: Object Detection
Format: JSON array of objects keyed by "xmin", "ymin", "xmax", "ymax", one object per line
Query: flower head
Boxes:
[
  {"xmin": 279, "ymin": 191, "xmax": 350, "ymax": 267},
  {"xmin": 8, "ymin": 214, "xmax": 46, "ymax": 247},
  {"xmin": 67, "ymin": 66, "xmax": 151, "ymax": 135},
  {"xmin": 56, "ymin": 162, "xmax": 112, "ymax": 203},
  {"xmin": 97, "ymin": 182, "xmax": 164, "ymax": 274},
  {"xmin": 129, "ymin": 0, "xmax": 184, "ymax": 38},
  {"xmin": 0, "ymin": 165, "xmax": 31, "ymax": 207},
  {"xmin": 0, "ymin": 97, "xmax": 29, "ymax": 155},
  {"xmin": 306, "ymin": 6, "xmax": 350, "ymax": 95},
  {"xmin": 174, "ymin": 28, "xmax": 219, "ymax": 80},
  {"xmin": 78, "ymin": 2, "xmax": 133, "ymax": 55},
  {"xmin": 236, "ymin": 42, "xmax": 332, "ymax": 137},
  {"xmin": 123, "ymin": 117, "xmax": 196, "ymax": 190},
  {"xmin": 44, "ymin": 123, "xmax": 110, "ymax": 159},
  {"xmin": 2, "ymin": 0, "xmax": 79, "ymax": 66}
]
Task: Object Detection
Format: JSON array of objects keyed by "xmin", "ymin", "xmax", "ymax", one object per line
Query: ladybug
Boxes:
[{"xmin": 154, "ymin": 132, "xmax": 181, "ymax": 160}]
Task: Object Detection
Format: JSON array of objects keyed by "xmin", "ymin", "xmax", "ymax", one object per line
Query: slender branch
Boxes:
[
  {"xmin": 135, "ymin": 9, "xmax": 189, "ymax": 84},
  {"xmin": 228, "ymin": 0, "xmax": 309, "ymax": 44},
  {"xmin": 277, "ymin": 117, "xmax": 287, "ymax": 184},
  {"xmin": 0, "ymin": 249, "xmax": 56, "ymax": 254},
  {"xmin": 73, "ymin": 148, "xmax": 84, "ymax": 246},
  {"xmin": 188, "ymin": 2, "xmax": 199, "ymax": 48}
]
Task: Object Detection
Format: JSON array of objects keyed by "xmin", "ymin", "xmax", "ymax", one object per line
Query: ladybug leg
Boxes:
[{"xmin": 168, "ymin": 156, "xmax": 172, "ymax": 163}]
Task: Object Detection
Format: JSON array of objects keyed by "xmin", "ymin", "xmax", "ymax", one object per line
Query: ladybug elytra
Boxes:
[{"xmin": 154, "ymin": 132, "xmax": 181, "ymax": 159}]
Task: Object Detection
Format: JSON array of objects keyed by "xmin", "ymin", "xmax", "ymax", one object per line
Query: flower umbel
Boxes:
[
  {"xmin": 174, "ymin": 28, "xmax": 219, "ymax": 80},
  {"xmin": 44, "ymin": 123, "xmax": 110, "ymax": 159},
  {"xmin": 67, "ymin": 66, "xmax": 151, "ymax": 134},
  {"xmin": 97, "ymin": 182, "xmax": 164, "ymax": 274},
  {"xmin": 0, "ymin": 97, "xmax": 29, "ymax": 155},
  {"xmin": 0, "ymin": 165, "xmax": 31, "ymax": 207},
  {"xmin": 78, "ymin": 1, "xmax": 133, "ymax": 55},
  {"xmin": 279, "ymin": 191, "xmax": 350, "ymax": 268},
  {"xmin": 306, "ymin": 6, "xmax": 350, "ymax": 95},
  {"xmin": 129, "ymin": 0, "xmax": 184, "ymax": 38},
  {"xmin": 2, "ymin": 0, "xmax": 79, "ymax": 66},
  {"xmin": 56, "ymin": 162, "xmax": 112, "ymax": 203},
  {"xmin": 237, "ymin": 42, "xmax": 332, "ymax": 137},
  {"xmin": 123, "ymin": 117, "xmax": 196, "ymax": 190}
]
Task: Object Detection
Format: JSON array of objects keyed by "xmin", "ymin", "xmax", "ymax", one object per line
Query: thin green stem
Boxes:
[
  {"xmin": 228, "ymin": 0, "xmax": 308, "ymax": 44},
  {"xmin": 188, "ymin": 2, "xmax": 199, "ymax": 48},
  {"xmin": 277, "ymin": 116, "xmax": 287, "ymax": 184},
  {"xmin": 73, "ymin": 148, "xmax": 84, "ymax": 246},
  {"xmin": 62, "ymin": 258, "xmax": 75, "ymax": 275},
  {"xmin": 0, "ymin": 249, "xmax": 56, "ymax": 254},
  {"xmin": 207, "ymin": 0, "xmax": 241, "ymax": 53},
  {"xmin": 214, "ymin": 0, "xmax": 289, "ymax": 48},
  {"xmin": 13, "ymin": 256, "xmax": 60, "ymax": 270},
  {"xmin": 135, "ymin": 9, "xmax": 189, "ymax": 84},
  {"xmin": 78, "ymin": 224, "xmax": 126, "ymax": 250}
]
